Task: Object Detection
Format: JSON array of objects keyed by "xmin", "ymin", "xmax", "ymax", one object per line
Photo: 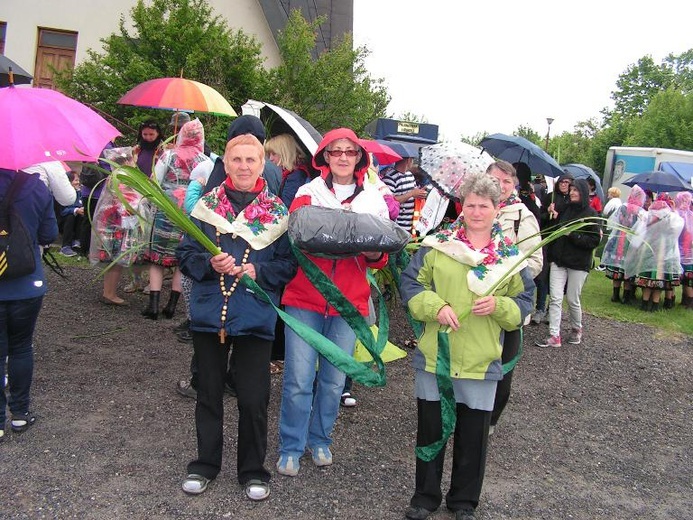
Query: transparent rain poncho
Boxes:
[
  {"xmin": 601, "ymin": 185, "xmax": 647, "ymax": 271},
  {"xmin": 623, "ymin": 199, "xmax": 684, "ymax": 280},
  {"xmin": 675, "ymin": 192, "xmax": 693, "ymax": 266}
]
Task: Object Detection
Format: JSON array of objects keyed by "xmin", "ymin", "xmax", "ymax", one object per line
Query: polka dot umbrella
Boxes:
[{"xmin": 419, "ymin": 141, "xmax": 494, "ymax": 201}]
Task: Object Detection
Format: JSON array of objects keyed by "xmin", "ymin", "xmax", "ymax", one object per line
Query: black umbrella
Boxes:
[
  {"xmin": 0, "ymin": 55, "xmax": 32, "ymax": 87},
  {"xmin": 478, "ymin": 133, "xmax": 564, "ymax": 178},
  {"xmin": 242, "ymin": 99, "xmax": 322, "ymax": 157},
  {"xmin": 623, "ymin": 170, "xmax": 693, "ymax": 193}
]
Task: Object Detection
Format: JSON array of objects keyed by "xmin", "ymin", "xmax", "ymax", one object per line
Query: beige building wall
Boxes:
[{"xmin": 0, "ymin": 0, "xmax": 281, "ymax": 77}]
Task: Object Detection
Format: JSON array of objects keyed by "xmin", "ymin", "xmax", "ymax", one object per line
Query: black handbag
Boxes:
[{"xmin": 0, "ymin": 173, "xmax": 38, "ymax": 280}]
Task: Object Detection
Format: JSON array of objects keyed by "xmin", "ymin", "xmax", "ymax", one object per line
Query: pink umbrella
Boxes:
[
  {"xmin": 0, "ymin": 85, "xmax": 121, "ymax": 171},
  {"xmin": 359, "ymin": 139, "xmax": 402, "ymax": 165}
]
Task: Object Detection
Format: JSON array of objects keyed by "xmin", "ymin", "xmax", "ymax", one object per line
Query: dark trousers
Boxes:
[
  {"xmin": 270, "ymin": 317, "xmax": 285, "ymax": 361},
  {"xmin": 535, "ymin": 248, "xmax": 550, "ymax": 311},
  {"xmin": 79, "ymin": 197, "xmax": 99, "ymax": 256},
  {"xmin": 187, "ymin": 333, "xmax": 271, "ymax": 485},
  {"xmin": 60, "ymin": 213, "xmax": 84, "ymax": 248},
  {"xmin": 411, "ymin": 399, "xmax": 490, "ymax": 513},
  {"xmin": 491, "ymin": 328, "xmax": 521, "ymax": 426},
  {"xmin": 0, "ymin": 297, "xmax": 43, "ymax": 426},
  {"xmin": 189, "ymin": 350, "xmax": 235, "ymax": 391}
]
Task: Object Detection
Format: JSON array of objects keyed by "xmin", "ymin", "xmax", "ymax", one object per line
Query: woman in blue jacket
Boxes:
[
  {"xmin": 0, "ymin": 169, "xmax": 58, "ymax": 441},
  {"xmin": 176, "ymin": 135, "xmax": 296, "ymax": 501}
]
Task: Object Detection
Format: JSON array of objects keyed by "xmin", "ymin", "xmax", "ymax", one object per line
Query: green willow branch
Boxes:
[{"xmin": 110, "ymin": 165, "xmax": 221, "ymax": 256}]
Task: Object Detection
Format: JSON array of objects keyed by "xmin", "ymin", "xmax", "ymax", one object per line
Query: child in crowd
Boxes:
[{"xmin": 58, "ymin": 171, "xmax": 85, "ymax": 257}]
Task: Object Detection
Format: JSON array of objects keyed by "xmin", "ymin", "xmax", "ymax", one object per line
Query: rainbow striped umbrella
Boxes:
[{"xmin": 117, "ymin": 77, "xmax": 237, "ymax": 117}]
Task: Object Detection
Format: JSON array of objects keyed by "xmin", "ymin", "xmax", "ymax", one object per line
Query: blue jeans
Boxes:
[
  {"xmin": 0, "ymin": 297, "xmax": 43, "ymax": 427},
  {"xmin": 278, "ymin": 306, "xmax": 356, "ymax": 457}
]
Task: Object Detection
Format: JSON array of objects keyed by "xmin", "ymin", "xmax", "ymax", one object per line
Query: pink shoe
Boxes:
[{"xmin": 535, "ymin": 335, "xmax": 561, "ymax": 348}]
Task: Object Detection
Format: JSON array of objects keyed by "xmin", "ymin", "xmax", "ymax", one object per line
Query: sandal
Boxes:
[
  {"xmin": 340, "ymin": 392, "xmax": 356, "ymax": 407},
  {"xmin": 244, "ymin": 479, "xmax": 270, "ymax": 501},
  {"xmin": 269, "ymin": 361, "xmax": 284, "ymax": 375},
  {"xmin": 11, "ymin": 412, "xmax": 36, "ymax": 433},
  {"xmin": 182, "ymin": 474, "xmax": 210, "ymax": 495}
]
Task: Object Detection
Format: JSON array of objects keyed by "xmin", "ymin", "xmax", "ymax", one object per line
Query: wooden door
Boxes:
[{"xmin": 34, "ymin": 29, "xmax": 77, "ymax": 90}]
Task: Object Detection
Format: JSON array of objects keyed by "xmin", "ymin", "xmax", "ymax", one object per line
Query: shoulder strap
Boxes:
[{"xmin": 1, "ymin": 172, "xmax": 30, "ymax": 216}]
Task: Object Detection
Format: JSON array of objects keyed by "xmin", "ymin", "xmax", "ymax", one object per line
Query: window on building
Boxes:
[
  {"xmin": 35, "ymin": 28, "xmax": 77, "ymax": 89},
  {"xmin": 0, "ymin": 22, "xmax": 7, "ymax": 55}
]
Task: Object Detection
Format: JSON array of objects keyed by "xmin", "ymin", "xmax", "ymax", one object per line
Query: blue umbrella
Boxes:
[
  {"xmin": 376, "ymin": 140, "xmax": 418, "ymax": 160},
  {"xmin": 478, "ymin": 133, "xmax": 564, "ymax": 178},
  {"xmin": 562, "ymin": 163, "xmax": 604, "ymax": 203},
  {"xmin": 623, "ymin": 170, "xmax": 692, "ymax": 193}
]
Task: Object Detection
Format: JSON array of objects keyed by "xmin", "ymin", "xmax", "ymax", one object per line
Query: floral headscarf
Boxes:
[{"xmin": 174, "ymin": 119, "xmax": 205, "ymax": 175}]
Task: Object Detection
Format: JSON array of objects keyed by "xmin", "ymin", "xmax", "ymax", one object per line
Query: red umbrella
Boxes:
[
  {"xmin": 0, "ymin": 86, "xmax": 121, "ymax": 171},
  {"xmin": 117, "ymin": 77, "xmax": 237, "ymax": 117},
  {"xmin": 359, "ymin": 139, "xmax": 402, "ymax": 165}
]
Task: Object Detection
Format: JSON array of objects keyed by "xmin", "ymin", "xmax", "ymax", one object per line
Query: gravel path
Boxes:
[{"xmin": 1, "ymin": 264, "xmax": 691, "ymax": 519}]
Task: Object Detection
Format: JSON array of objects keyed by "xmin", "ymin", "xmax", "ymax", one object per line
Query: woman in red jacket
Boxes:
[{"xmin": 276, "ymin": 128, "xmax": 389, "ymax": 477}]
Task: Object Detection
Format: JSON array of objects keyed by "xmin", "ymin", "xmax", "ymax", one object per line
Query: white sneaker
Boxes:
[{"xmin": 531, "ymin": 310, "xmax": 545, "ymax": 325}]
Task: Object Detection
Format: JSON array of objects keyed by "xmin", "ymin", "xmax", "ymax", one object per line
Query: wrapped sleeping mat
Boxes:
[{"xmin": 288, "ymin": 205, "xmax": 410, "ymax": 257}]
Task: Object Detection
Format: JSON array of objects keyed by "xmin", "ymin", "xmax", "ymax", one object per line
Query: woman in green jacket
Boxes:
[{"xmin": 400, "ymin": 172, "xmax": 535, "ymax": 520}]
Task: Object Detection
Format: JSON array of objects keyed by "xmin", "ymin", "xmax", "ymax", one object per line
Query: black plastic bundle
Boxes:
[{"xmin": 288, "ymin": 205, "xmax": 410, "ymax": 257}]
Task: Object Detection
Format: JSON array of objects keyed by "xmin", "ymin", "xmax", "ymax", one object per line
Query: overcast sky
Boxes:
[{"xmin": 352, "ymin": 0, "xmax": 693, "ymax": 142}]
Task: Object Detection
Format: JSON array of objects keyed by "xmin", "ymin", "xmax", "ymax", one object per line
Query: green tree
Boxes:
[
  {"xmin": 397, "ymin": 112, "xmax": 428, "ymax": 123},
  {"xmin": 56, "ymin": 0, "xmax": 267, "ymax": 149},
  {"xmin": 608, "ymin": 55, "xmax": 675, "ymax": 122},
  {"xmin": 266, "ymin": 9, "xmax": 389, "ymax": 134},
  {"xmin": 664, "ymin": 49, "xmax": 693, "ymax": 93},
  {"xmin": 515, "ymin": 125, "xmax": 543, "ymax": 146},
  {"xmin": 626, "ymin": 88, "xmax": 693, "ymax": 149}
]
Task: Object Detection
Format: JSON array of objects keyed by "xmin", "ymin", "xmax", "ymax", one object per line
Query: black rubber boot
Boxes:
[
  {"xmin": 640, "ymin": 298, "xmax": 649, "ymax": 311},
  {"xmin": 141, "ymin": 290, "xmax": 160, "ymax": 320},
  {"xmin": 650, "ymin": 300, "xmax": 661, "ymax": 312},
  {"xmin": 161, "ymin": 290, "xmax": 181, "ymax": 319},
  {"xmin": 681, "ymin": 294, "xmax": 690, "ymax": 307},
  {"xmin": 622, "ymin": 287, "xmax": 633, "ymax": 305},
  {"xmin": 663, "ymin": 296, "xmax": 675, "ymax": 309},
  {"xmin": 611, "ymin": 286, "xmax": 621, "ymax": 302}
]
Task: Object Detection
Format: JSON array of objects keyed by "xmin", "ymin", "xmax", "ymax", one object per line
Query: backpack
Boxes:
[{"xmin": 0, "ymin": 173, "xmax": 38, "ymax": 280}]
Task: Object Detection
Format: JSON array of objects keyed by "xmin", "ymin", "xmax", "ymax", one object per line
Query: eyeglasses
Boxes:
[{"xmin": 325, "ymin": 149, "xmax": 360, "ymax": 157}]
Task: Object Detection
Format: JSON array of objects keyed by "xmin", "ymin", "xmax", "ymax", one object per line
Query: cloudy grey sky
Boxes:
[{"xmin": 353, "ymin": 0, "xmax": 693, "ymax": 141}]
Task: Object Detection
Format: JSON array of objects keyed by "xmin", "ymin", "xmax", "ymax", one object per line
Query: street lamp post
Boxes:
[{"xmin": 544, "ymin": 117, "xmax": 554, "ymax": 151}]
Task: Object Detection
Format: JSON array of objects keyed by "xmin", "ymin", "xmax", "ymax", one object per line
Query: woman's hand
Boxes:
[
  {"xmin": 548, "ymin": 202, "xmax": 558, "ymax": 219},
  {"xmin": 472, "ymin": 296, "xmax": 496, "ymax": 316},
  {"xmin": 230, "ymin": 263, "xmax": 256, "ymax": 280},
  {"xmin": 436, "ymin": 305, "xmax": 460, "ymax": 331},
  {"xmin": 210, "ymin": 252, "xmax": 237, "ymax": 274}
]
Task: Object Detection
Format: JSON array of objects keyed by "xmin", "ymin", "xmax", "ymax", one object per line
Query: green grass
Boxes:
[{"xmin": 581, "ymin": 267, "xmax": 693, "ymax": 336}]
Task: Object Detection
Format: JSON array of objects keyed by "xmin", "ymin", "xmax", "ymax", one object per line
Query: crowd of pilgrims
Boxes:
[{"xmin": 5, "ymin": 111, "xmax": 693, "ymax": 520}]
